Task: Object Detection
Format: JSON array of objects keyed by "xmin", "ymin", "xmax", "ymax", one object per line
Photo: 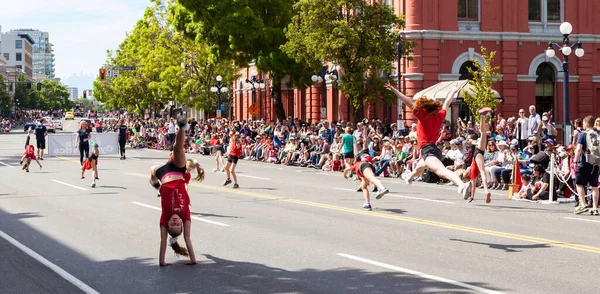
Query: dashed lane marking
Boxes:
[
  {"xmin": 51, "ymin": 180, "xmax": 88, "ymax": 191},
  {"xmin": 337, "ymin": 253, "xmax": 504, "ymax": 294},
  {"xmin": 125, "ymin": 172, "xmax": 600, "ymax": 255},
  {"xmin": 0, "ymin": 161, "xmax": 15, "ymax": 168}
]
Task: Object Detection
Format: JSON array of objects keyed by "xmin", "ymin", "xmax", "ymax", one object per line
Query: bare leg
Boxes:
[
  {"xmin": 362, "ymin": 168, "xmax": 385, "ymax": 190},
  {"xmin": 230, "ymin": 163, "xmax": 238, "ymax": 184},
  {"xmin": 475, "ymin": 155, "xmax": 491, "ymax": 203},
  {"xmin": 172, "ymin": 116, "xmax": 187, "ymax": 168},
  {"xmin": 224, "ymin": 161, "xmax": 232, "ymax": 180},
  {"xmin": 361, "ymin": 179, "xmax": 370, "ymax": 204},
  {"xmin": 425, "ymin": 156, "xmax": 471, "ymax": 199}
]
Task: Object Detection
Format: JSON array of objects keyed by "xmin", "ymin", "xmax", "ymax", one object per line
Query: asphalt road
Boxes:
[{"xmin": 1, "ymin": 119, "xmax": 599, "ymax": 294}]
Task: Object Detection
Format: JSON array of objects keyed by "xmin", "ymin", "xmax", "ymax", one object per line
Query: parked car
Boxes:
[
  {"xmin": 53, "ymin": 119, "xmax": 63, "ymax": 131},
  {"xmin": 65, "ymin": 112, "xmax": 74, "ymax": 120}
]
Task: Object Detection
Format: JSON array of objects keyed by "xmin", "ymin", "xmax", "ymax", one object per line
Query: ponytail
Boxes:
[
  {"xmin": 168, "ymin": 236, "xmax": 189, "ymax": 257},
  {"xmin": 193, "ymin": 163, "xmax": 205, "ymax": 182}
]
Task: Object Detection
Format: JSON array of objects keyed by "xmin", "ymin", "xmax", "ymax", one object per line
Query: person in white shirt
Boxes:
[
  {"xmin": 514, "ymin": 109, "xmax": 529, "ymax": 150},
  {"xmin": 167, "ymin": 118, "xmax": 177, "ymax": 151}
]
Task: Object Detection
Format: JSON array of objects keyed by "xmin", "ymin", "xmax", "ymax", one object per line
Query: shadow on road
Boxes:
[
  {"xmin": 378, "ymin": 208, "xmax": 407, "ymax": 215},
  {"xmin": 190, "ymin": 212, "xmax": 241, "ymax": 219},
  {"xmin": 0, "ymin": 207, "xmax": 508, "ymax": 294},
  {"xmin": 450, "ymin": 238, "xmax": 552, "ymax": 253}
]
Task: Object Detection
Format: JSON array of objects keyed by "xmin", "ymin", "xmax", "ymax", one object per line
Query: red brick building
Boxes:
[{"xmin": 233, "ymin": 0, "xmax": 600, "ymax": 131}]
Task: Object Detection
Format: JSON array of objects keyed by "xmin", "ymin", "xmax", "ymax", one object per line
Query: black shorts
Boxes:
[
  {"xmin": 216, "ymin": 145, "xmax": 225, "ymax": 153},
  {"xmin": 228, "ymin": 155, "xmax": 239, "ymax": 164},
  {"xmin": 575, "ymin": 164, "xmax": 600, "ymax": 187},
  {"xmin": 360, "ymin": 162, "xmax": 375, "ymax": 176},
  {"xmin": 36, "ymin": 140, "xmax": 45, "ymax": 150},
  {"xmin": 474, "ymin": 148, "xmax": 485, "ymax": 158},
  {"xmin": 343, "ymin": 151, "xmax": 354, "ymax": 159},
  {"xmin": 421, "ymin": 144, "xmax": 443, "ymax": 161}
]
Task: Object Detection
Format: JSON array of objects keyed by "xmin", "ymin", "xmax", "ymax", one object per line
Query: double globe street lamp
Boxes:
[
  {"xmin": 545, "ymin": 21, "xmax": 584, "ymax": 144},
  {"xmin": 210, "ymin": 75, "xmax": 228, "ymax": 118},
  {"xmin": 312, "ymin": 65, "xmax": 339, "ymax": 120},
  {"xmin": 245, "ymin": 70, "xmax": 266, "ymax": 119}
]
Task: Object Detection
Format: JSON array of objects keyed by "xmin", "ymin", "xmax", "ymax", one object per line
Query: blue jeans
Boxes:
[{"xmin": 375, "ymin": 159, "xmax": 391, "ymax": 176}]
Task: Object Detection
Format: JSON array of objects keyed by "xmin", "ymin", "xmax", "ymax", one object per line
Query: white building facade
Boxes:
[
  {"xmin": 8, "ymin": 29, "xmax": 55, "ymax": 80},
  {"xmin": 0, "ymin": 33, "xmax": 34, "ymax": 80},
  {"xmin": 67, "ymin": 86, "xmax": 78, "ymax": 100}
]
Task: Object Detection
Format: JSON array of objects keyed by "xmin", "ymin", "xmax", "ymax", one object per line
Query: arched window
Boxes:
[
  {"xmin": 535, "ymin": 62, "xmax": 555, "ymax": 113},
  {"xmin": 459, "ymin": 61, "xmax": 476, "ymax": 81}
]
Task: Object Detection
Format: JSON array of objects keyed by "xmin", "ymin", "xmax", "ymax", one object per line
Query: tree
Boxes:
[
  {"xmin": 283, "ymin": 0, "xmax": 411, "ymax": 119},
  {"xmin": 172, "ymin": 0, "xmax": 314, "ymax": 120},
  {"xmin": 462, "ymin": 46, "xmax": 502, "ymax": 123},
  {"xmin": 0, "ymin": 75, "xmax": 12, "ymax": 115}
]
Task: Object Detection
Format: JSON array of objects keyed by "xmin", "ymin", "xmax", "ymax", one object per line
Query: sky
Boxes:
[{"xmin": 0, "ymin": 0, "xmax": 150, "ymax": 97}]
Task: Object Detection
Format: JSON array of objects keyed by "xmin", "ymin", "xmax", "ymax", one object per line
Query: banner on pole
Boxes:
[{"xmin": 48, "ymin": 133, "xmax": 119, "ymax": 157}]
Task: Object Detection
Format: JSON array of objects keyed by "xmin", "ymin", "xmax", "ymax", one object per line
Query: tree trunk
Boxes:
[{"xmin": 272, "ymin": 81, "xmax": 286, "ymax": 121}]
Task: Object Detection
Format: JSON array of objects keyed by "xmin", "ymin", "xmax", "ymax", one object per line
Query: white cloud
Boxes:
[{"xmin": 0, "ymin": 0, "xmax": 149, "ymax": 93}]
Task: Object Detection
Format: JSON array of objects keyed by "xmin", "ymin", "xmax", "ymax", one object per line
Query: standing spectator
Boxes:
[
  {"xmin": 341, "ymin": 127, "xmax": 355, "ymax": 169},
  {"xmin": 514, "ymin": 109, "xmax": 529, "ymax": 150},
  {"xmin": 167, "ymin": 117, "xmax": 177, "ymax": 151},
  {"xmin": 574, "ymin": 115, "xmax": 600, "ymax": 215},
  {"xmin": 527, "ymin": 105, "xmax": 542, "ymax": 138},
  {"xmin": 34, "ymin": 118, "xmax": 48, "ymax": 161}
]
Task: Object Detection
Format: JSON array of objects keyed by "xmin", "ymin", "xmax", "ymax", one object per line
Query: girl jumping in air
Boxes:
[
  {"xmin": 148, "ymin": 116, "xmax": 199, "ymax": 266},
  {"xmin": 81, "ymin": 143, "xmax": 100, "ymax": 188},
  {"xmin": 387, "ymin": 82, "xmax": 473, "ymax": 200}
]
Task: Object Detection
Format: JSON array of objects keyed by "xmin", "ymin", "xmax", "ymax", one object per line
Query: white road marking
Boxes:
[
  {"xmin": 333, "ymin": 188, "xmax": 454, "ymax": 204},
  {"xmin": 132, "ymin": 202, "xmax": 230, "ymax": 227},
  {"xmin": 564, "ymin": 217, "xmax": 600, "ymax": 224},
  {"xmin": 337, "ymin": 253, "xmax": 504, "ymax": 294},
  {"xmin": 0, "ymin": 230, "xmax": 100, "ymax": 294},
  {"xmin": 51, "ymin": 180, "xmax": 88, "ymax": 191},
  {"xmin": 236, "ymin": 174, "xmax": 272, "ymax": 180},
  {"xmin": 153, "ymin": 162, "xmax": 164, "ymax": 165},
  {"xmin": 0, "ymin": 161, "xmax": 15, "ymax": 168},
  {"xmin": 129, "ymin": 157, "xmax": 141, "ymax": 161}
]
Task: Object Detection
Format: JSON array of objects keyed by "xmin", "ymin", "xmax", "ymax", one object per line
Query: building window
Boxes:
[
  {"xmin": 3, "ymin": 53, "xmax": 8, "ymax": 60},
  {"xmin": 535, "ymin": 63, "xmax": 555, "ymax": 114},
  {"xmin": 529, "ymin": 0, "xmax": 561, "ymax": 22},
  {"xmin": 459, "ymin": 61, "xmax": 476, "ymax": 81},
  {"xmin": 16, "ymin": 65, "xmax": 22, "ymax": 69},
  {"xmin": 15, "ymin": 40, "xmax": 23, "ymax": 49},
  {"xmin": 381, "ymin": 0, "xmax": 393, "ymax": 7},
  {"xmin": 16, "ymin": 53, "xmax": 22, "ymax": 61},
  {"xmin": 458, "ymin": 0, "xmax": 478, "ymax": 20}
]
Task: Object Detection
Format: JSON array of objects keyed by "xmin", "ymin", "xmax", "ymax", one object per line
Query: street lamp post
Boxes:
[
  {"xmin": 245, "ymin": 70, "xmax": 265, "ymax": 120},
  {"xmin": 396, "ymin": 32, "xmax": 405, "ymax": 131},
  {"xmin": 210, "ymin": 75, "xmax": 229, "ymax": 119},
  {"xmin": 545, "ymin": 22, "xmax": 584, "ymax": 145},
  {"xmin": 312, "ymin": 65, "xmax": 338, "ymax": 121}
]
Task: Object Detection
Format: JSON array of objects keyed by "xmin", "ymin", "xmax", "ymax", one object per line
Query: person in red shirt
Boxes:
[
  {"xmin": 224, "ymin": 133, "xmax": 242, "ymax": 189},
  {"xmin": 468, "ymin": 108, "xmax": 493, "ymax": 203},
  {"xmin": 20, "ymin": 135, "xmax": 42, "ymax": 172},
  {"xmin": 386, "ymin": 82, "xmax": 472, "ymax": 200},
  {"xmin": 81, "ymin": 143, "xmax": 100, "ymax": 188},
  {"xmin": 148, "ymin": 116, "xmax": 200, "ymax": 266}
]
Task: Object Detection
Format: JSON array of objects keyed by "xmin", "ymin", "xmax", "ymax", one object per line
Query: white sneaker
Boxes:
[
  {"xmin": 213, "ymin": 168, "xmax": 219, "ymax": 172},
  {"xmin": 458, "ymin": 182, "xmax": 472, "ymax": 200}
]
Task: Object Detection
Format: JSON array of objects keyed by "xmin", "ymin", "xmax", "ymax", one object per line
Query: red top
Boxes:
[
  {"xmin": 183, "ymin": 172, "xmax": 191, "ymax": 184},
  {"xmin": 349, "ymin": 162, "xmax": 365, "ymax": 178},
  {"xmin": 415, "ymin": 109, "xmax": 446, "ymax": 149},
  {"xmin": 24, "ymin": 145, "xmax": 35, "ymax": 156},
  {"xmin": 159, "ymin": 180, "xmax": 191, "ymax": 228},
  {"xmin": 229, "ymin": 141, "xmax": 242, "ymax": 156}
]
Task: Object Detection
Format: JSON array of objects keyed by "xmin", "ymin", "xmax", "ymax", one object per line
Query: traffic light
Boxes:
[
  {"xmin": 26, "ymin": 82, "xmax": 32, "ymax": 89},
  {"xmin": 83, "ymin": 90, "xmax": 87, "ymax": 99},
  {"xmin": 36, "ymin": 82, "xmax": 42, "ymax": 91},
  {"xmin": 99, "ymin": 68, "xmax": 106, "ymax": 81},
  {"xmin": 156, "ymin": 102, "xmax": 162, "ymax": 108}
]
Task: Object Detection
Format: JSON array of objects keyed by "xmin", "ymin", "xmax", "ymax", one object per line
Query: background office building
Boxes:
[
  {"xmin": 8, "ymin": 29, "xmax": 55, "ymax": 80},
  {"xmin": 0, "ymin": 33, "xmax": 34, "ymax": 80},
  {"xmin": 67, "ymin": 86, "xmax": 78, "ymax": 100}
]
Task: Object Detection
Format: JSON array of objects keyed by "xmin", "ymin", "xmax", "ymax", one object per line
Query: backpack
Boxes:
[{"xmin": 585, "ymin": 130, "xmax": 600, "ymax": 166}]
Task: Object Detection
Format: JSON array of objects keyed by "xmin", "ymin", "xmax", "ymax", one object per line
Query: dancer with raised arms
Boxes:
[{"xmin": 386, "ymin": 83, "xmax": 473, "ymax": 200}]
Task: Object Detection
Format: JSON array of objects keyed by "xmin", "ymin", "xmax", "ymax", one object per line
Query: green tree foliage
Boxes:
[
  {"xmin": 462, "ymin": 46, "xmax": 502, "ymax": 123},
  {"xmin": 283, "ymin": 0, "xmax": 411, "ymax": 117},
  {"xmin": 38, "ymin": 80, "xmax": 71, "ymax": 111},
  {"xmin": 95, "ymin": 0, "xmax": 237, "ymax": 117},
  {"xmin": 172, "ymin": 0, "xmax": 313, "ymax": 120},
  {"xmin": 0, "ymin": 75, "xmax": 12, "ymax": 115}
]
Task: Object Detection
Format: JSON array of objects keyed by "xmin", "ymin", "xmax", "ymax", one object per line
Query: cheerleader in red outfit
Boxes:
[
  {"xmin": 81, "ymin": 143, "xmax": 100, "ymax": 188},
  {"xmin": 20, "ymin": 135, "xmax": 42, "ymax": 172},
  {"xmin": 148, "ymin": 116, "xmax": 201, "ymax": 266}
]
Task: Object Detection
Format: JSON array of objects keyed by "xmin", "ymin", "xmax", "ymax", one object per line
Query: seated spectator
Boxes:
[{"xmin": 531, "ymin": 164, "xmax": 558, "ymax": 201}]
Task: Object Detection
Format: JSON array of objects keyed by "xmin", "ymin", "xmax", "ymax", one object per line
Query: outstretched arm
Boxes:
[
  {"xmin": 443, "ymin": 82, "xmax": 462, "ymax": 111},
  {"xmin": 159, "ymin": 226, "xmax": 170, "ymax": 266},
  {"xmin": 183, "ymin": 221, "xmax": 197, "ymax": 264},
  {"xmin": 385, "ymin": 84, "xmax": 413, "ymax": 109}
]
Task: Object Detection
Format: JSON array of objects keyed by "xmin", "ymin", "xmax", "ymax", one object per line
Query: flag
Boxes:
[{"xmin": 514, "ymin": 157, "xmax": 522, "ymax": 190}]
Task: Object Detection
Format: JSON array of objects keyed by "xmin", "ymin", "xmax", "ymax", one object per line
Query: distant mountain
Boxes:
[{"xmin": 61, "ymin": 72, "xmax": 96, "ymax": 97}]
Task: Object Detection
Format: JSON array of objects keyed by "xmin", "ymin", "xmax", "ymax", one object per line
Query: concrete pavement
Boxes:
[{"xmin": 1, "ymin": 121, "xmax": 599, "ymax": 293}]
